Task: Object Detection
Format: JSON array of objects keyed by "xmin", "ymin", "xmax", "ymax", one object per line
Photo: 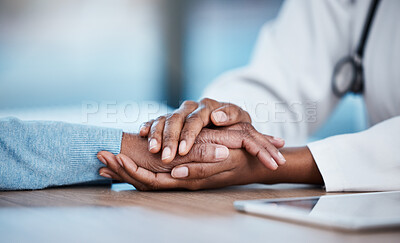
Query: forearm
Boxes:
[
  {"xmin": 257, "ymin": 146, "xmax": 323, "ymax": 185},
  {"xmin": 0, "ymin": 117, "xmax": 122, "ymax": 190}
]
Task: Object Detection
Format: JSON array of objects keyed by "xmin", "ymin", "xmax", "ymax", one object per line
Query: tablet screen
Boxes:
[
  {"xmin": 261, "ymin": 191, "xmax": 400, "ymax": 218},
  {"xmin": 235, "ymin": 191, "xmax": 400, "ymax": 230},
  {"xmin": 262, "ymin": 198, "xmax": 320, "ymax": 212}
]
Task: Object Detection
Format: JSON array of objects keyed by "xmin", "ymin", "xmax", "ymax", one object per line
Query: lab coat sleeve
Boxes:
[
  {"xmin": 307, "ymin": 116, "xmax": 400, "ymax": 192},
  {"xmin": 201, "ymin": 0, "xmax": 355, "ymax": 145}
]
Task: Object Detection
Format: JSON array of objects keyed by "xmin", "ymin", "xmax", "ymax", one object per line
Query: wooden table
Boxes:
[{"xmin": 0, "ymin": 183, "xmax": 399, "ymax": 243}]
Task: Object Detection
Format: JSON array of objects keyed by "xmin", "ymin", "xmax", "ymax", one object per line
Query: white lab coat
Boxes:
[{"xmin": 202, "ymin": 0, "xmax": 400, "ymax": 192}]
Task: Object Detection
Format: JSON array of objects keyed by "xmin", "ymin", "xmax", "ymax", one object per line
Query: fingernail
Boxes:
[
  {"xmin": 162, "ymin": 147, "xmax": 171, "ymax": 160},
  {"xmin": 273, "ymin": 137, "xmax": 285, "ymax": 143},
  {"xmin": 116, "ymin": 156, "xmax": 124, "ymax": 167},
  {"xmin": 179, "ymin": 140, "xmax": 187, "ymax": 154},
  {"xmin": 213, "ymin": 111, "xmax": 228, "ymax": 123},
  {"xmin": 97, "ymin": 155, "xmax": 107, "ymax": 165},
  {"xmin": 100, "ymin": 172, "xmax": 112, "ymax": 179},
  {"xmin": 172, "ymin": 167, "xmax": 189, "ymax": 178},
  {"xmin": 278, "ymin": 151, "xmax": 286, "ymax": 163},
  {"xmin": 149, "ymin": 138, "xmax": 157, "ymax": 151},
  {"xmin": 271, "ymin": 158, "xmax": 279, "ymax": 170},
  {"xmin": 215, "ymin": 146, "xmax": 229, "ymax": 160}
]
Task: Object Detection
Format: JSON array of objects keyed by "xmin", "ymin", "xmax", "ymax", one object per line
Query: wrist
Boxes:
[
  {"xmin": 257, "ymin": 146, "xmax": 323, "ymax": 185},
  {"xmin": 120, "ymin": 133, "xmax": 142, "ymax": 157}
]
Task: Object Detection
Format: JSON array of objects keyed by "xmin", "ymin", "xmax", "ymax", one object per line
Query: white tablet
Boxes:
[{"xmin": 234, "ymin": 191, "xmax": 400, "ymax": 231}]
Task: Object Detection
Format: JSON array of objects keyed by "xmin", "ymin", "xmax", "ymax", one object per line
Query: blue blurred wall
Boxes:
[
  {"xmin": 0, "ymin": 0, "xmax": 367, "ymax": 139},
  {"xmin": 0, "ymin": 0, "xmax": 165, "ymax": 109}
]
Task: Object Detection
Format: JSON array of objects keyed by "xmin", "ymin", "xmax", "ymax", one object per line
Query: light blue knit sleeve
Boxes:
[{"xmin": 0, "ymin": 117, "xmax": 123, "ymax": 190}]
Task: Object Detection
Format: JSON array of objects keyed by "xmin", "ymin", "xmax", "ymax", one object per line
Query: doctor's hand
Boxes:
[
  {"xmin": 98, "ymin": 147, "xmax": 323, "ymax": 191},
  {"xmin": 192, "ymin": 125, "xmax": 286, "ymax": 170},
  {"xmin": 139, "ymin": 98, "xmax": 285, "ymax": 163}
]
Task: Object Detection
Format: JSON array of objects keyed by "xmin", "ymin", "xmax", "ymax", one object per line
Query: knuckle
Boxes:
[
  {"xmin": 168, "ymin": 113, "xmax": 183, "ymax": 121},
  {"xmin": 199, "ymin": 98, "xmax": 213, "ymax": 104},
  {"xmin": 232, "ymin": 106, "xmax": 242, "ymax": 117},
  {"xmin": 163, "ymin": 134, "xmax": 178, "ymax": 143},
  {"xmin": 181, "ymin": 129, "xmax": 196, "ymax": 140},
  {"xmin": 152, "ymin": 119, "xmax": 165, "ymax": 129},
  {"xmin": 186, "ymin": 112, "xmax": 200, "ymax": 120},
  {"xmin": 225, "ymin": 103, "xmax": 238, "ymax": 110},
  {"xmin": 186, "ymin": 113, "xmax": 207, "ymax": 126},
  {"xmin": 150, "ymin": 129, "xmax": 162, "ymax": 138},
  {"xmin": 143, "ymin": 120, "xmax": 153, "ymax": 127},
  {"xmin": 197, "ymin": 166, "xmax": 207, "ymax": 178},
  {"xmin": 200, "ymin": 98, "xmax": 218, "ymax": 110},
  {"xmin": 182, "ymin": 100, "xmax": 198, "ymax": 109},
  {"xmin": 155, "ymin": 115, "xmax": 166, "ymax": 122},
  {"xmin": 197, "ymin": 144, "xmax": 207, "ymax": 160},
  {"xmin": 239, "ymin": 122, "xmax": 253, "ymax": 131},
  {"xmin": 266, "ymin": 142, "xmax": 278, "ymax": 152},
  {"xmin": 240, "ymin": 130, "xmax": 252, "ymax": 141},
  {"xmin": 185, "ymin": 113, "xmax": 202, "ymax": 124},
  {"xmin": 242, "ymin": 110, "xmax": 251, "ymax": 122},
  {"xmin": 227, "ymin": 103, "xmax": 243, "ymax": 112}
]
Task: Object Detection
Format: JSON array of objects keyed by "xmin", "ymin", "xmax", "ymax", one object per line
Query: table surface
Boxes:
[{"xmin": 0, "ymin": 183, "xmax": 399, "ymax": 243}]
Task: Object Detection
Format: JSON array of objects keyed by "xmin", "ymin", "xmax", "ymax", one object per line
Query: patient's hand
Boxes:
[
  {"xmin": 97, "ymin": 133, "xmax": 230, "ymax": 174},
  {"xmin": 98, "ymin": 148, "xmax": 266, "ymax": 191}
]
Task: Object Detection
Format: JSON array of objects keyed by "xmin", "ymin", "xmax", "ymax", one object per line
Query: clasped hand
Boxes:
[{"xmin": 98, "ymin": 98, "xmax": 286, "ymax": 190}]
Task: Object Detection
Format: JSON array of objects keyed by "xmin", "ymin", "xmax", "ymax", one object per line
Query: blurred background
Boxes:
[{"xmin": 0, "ymin": 0, "xmax": 366, "ymax": 139}]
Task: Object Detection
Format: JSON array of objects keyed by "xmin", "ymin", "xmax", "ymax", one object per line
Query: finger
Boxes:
[
  {"xmin": 243, "ymin": 128, "xmax": 286, "ymax": 166},
  {"xmin": 171, "ymin": 160, "xmax": 232, "ymax": 179},
  {"xmin": 220, "ymin": 123, "xmax": 285, "ymax": 149},
  {"xmin": 119, "ymin": 154, "xmax": 235, "ymax": 191},
  {"xmin": 193, "ymin": 126, "xmax": 285, "ymax": 168},
  {"xmin": 98, "ymin": 151, "xmax": 148, "ymax": 190},
  {"xmin": 99, "ymin": 167, "xmax": 123, "ymax": 182},
  {"xmin": 264, "ymin": 135, "xmax": 285, "ymax": 148},
  {"xmin": 118, "ymin": 154, "xmax": 184, "ymax": 190},
  {"xmin": 172, "ymin": 169, "xmax": 237, "ymax": 190},
  {"xmin": 161, "ymin": 101, "xmax": 198, "ymax": 163},
  {"xmin": 224, "ymin": 123, "xmax": 286, "ymax": 165},
  {"xmin": 148, "ymin": 116, "xmax": 166, "ymax": 153},
  {"xmin": 179, "ymin": 98, "xmax": 221, "ymax": 156},
  {"xmin": 173, "ymin": 143, "xmax": 229, "ymax": 164},
  {"xmin": 211, "ymin": 104, "xmax": 251, "ymax": 126},
  {"xmin": 194, "ymin": 128, "xmax": 243, "ymax": 147},
  {"xmin": 97, "ymin": 151, "xmax": 116, "ymax": 165},
  {"xmin": 193, "ymin": 129, "xmax": 272, "ymax": 168},
  {"xmin": 139, "ymin": 120, "xmax": 154, "ymax": 137},
  {"xmin": 240, "ymin": 136, "xmax": 279, "ymax": 170}
]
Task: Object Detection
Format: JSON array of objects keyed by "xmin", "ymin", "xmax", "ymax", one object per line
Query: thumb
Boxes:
[{"xmin": 211, "ymin": 104, "xmax": 251, "ymax": 126}]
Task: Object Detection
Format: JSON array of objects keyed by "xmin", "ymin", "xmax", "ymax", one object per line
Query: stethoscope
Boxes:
[{"xmin": 332, "ymin": 0, "xmax": 381, "ymax": 97}]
